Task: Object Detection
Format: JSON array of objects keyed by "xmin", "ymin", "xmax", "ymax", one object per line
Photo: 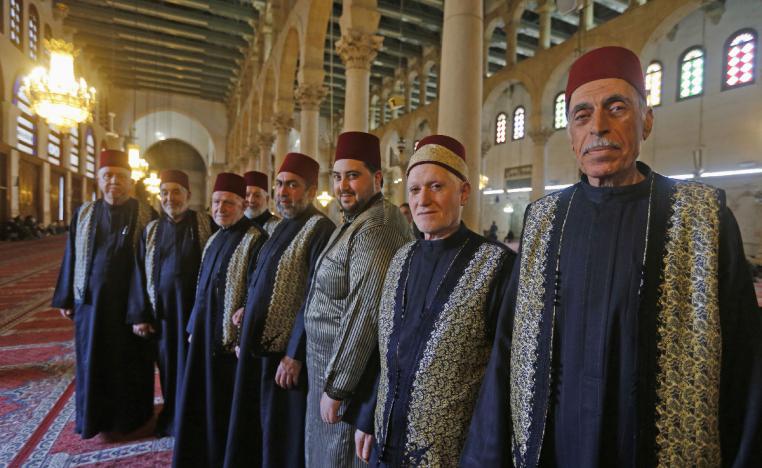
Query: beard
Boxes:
[
  {"xmin": 245, "ymin": 206, "xmax": 267, "ymax": 219},
  {"xmin": 276, "ymin": 197, "xmax": 310, "ymax": 219}
]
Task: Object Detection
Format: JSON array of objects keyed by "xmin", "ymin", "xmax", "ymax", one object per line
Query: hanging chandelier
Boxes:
[
  {"xmin": 22, "ymin": 39, "xmax": 96, "ymax": 131},
  {"xmin": 317, "ymin": 191, "xmax": 334, "ymax": 208},
  {"xmin": 127, "ymin": 142, "xmax": 149, "ymax": 181},
  {"xmin": 144, "ymin": 171, "xmax": 161, "ymax": 196}
]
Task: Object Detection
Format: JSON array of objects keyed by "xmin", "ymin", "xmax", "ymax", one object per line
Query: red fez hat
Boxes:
[
  {"xmin": 160, "ymin": 170, "xmax": 190, "ymax": 191},
  {"xmin": 244, "ymin": 171, "xmax": 269, "ymax": 191},
  {"xmin": 407, "ymin": 134, "xmax": 469, "ymax": 181},
  {"xmin": 565, "ymin": 46, "xmax": 646, "ymax": 108},
  {"xmin": 99, "ymin": 149, "xmax": 130, "ymax": 171},
  {"xmin": 278, "ymin": 152, "xmax": 320, "ymax": 187},
  {"xmin": 213, "ymin": 172, "xmax": 246, "ymax": 199},
  {"xmin": 334, "ymin": 131, "xmax": 381, "ymax": 169}
]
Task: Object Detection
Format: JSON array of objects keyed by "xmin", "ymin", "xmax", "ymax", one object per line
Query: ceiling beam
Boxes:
[
  {"xmin": 85, "ymin": 46, "xmax": 234, "ymax": 81},
  {"xmin": 74, "ymin": 33, "xmax": 238, "ymax": 72},
  {"xmin": 112, "ymin": 81, "xmax": 226, "ymax": 102},
  {"xmin": 64, "ymin": 16, "xmax": 243, "ymax": 61},
  {"xmin": 102, "ymin": 67, "xmax": 231, "ymax": 93},
  {"xmin": 65, "ymin": 1, "xmax": 248, "ymax": 49},
  {"xmin": 162, "ymin": 0, "xmax": 258, "ymax": 23}
]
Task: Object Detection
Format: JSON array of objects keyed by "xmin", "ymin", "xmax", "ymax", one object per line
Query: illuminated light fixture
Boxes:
[
  {"xmin": 503, "ymin": 204, "xmax": 514, "ymax": 214},
  {"xmin": 700, "ymin": 168, "xmax": 762, "ymax": 178},
  {"xmin": 479, "ymin": 175, "xmax": 489, "ymax": 190},
  {"xmin": 387, "ymin": 95, "xmax": 405, "ymax": 110},
  {"xmin": 155, "ymin": 131, "xmax": 166, "ymax": 141},
  {"xmin": 506, "ymin": 187, "xmax": 533, "ymax": 193},
  {"xmin": 127, "ymin": 143, "xmax": 149, "ymax": 181},
  {"xmin": 317, "ymin": 191, "xmax": 333, "ymax": 208},
  {"xmin": 669, "ymin": 174, "xmax": 695, "ymax": 180},
  {"xmin": 144, "ymin": 171, "xmax": 161, "ymax": 195},
  {"xmin": 22, "ymin": 39, "xmax": 96, "ymax": 132},
  {"xmin": 483, "ymin": 188, "xmax": 505, "ymax": 195},
  {"xmin": 393, "ymin": 178, "xmax": 403, "ymax": 184},
  {"xmin": 545, "ymin": 184, "xmax": 573, "ymax": 191}
]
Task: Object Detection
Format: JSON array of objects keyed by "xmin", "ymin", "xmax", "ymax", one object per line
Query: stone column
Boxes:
[
  {"xmin": 296, "ymin": 83, "xmax": 328, "ymax": 190},
  {"xmin": 418, "ymin": 69, "xmax": 427, "ymax": 106},
  {"xmin": 245, "ymin": 146, "xmax": 259, "ymax": 171},
  {"xmin": 537, "ymin": 0, "xmax": 555, "ymax": 50},
  {"xmin": 41, "ymin": 162, "xmax": 51, "ymax": 224},
  {"xmin": 582, "ymin": 0, "xmax": 595, "ymax": 31},
  {"xmin": 437, "ymin": 0, "xmax": 483, "ymax": 230},
  {"xmin": 503, "ymin": 19, "xmax": 518, "ymax": 67},
  {"xmin": 271, "ymin": 113, "xmax": 293, "ymax": 171},
  {"xmin": 336, "ymin": 31, "xmax": 383, "ymax": 132},
  {"xmin": 256, "ymin": 132, "xmax": 276, "ymax": 182},
  {"xmin": 529, "ymin": 127, "xmax": 554, "ymax": 201}
]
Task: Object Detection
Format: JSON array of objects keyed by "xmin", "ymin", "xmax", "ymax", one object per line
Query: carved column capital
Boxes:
[
  {"xmin": 336, "ymin": 31, "xmax": 384, "ymax": 70},
  {"xmin": 295, "ymin": 84, "xmax": 328, "ymax": 112},
  {"xmin": 255, "ymin": 132, "xmax": 275, "ymax": 148},
  {"xmin": 271, "ymin": 113, "xmax": 294, "ymax": 133},
  {"xmin": 529, "ymin": 127, "xmax": 554, "ymax": 145}
]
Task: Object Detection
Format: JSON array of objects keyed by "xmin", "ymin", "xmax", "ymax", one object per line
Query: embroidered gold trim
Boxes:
[
  {"xmin": 510, "ymin": 192, "xmax": 560, "ymax": 461},
  {"xmin": 261, "ymin": 215, "xmax": 323, "ymax": 352},
  {"xmin": 654, "ymin": 182, "xmax": 722, "ymax": 466},
  {"xmin": 263, "ymin": 216, "xmax": 282, "ymax": 236},
  {"xmin": 403, "ymin": 243, "xmax": 506, "ymax": 466},
  {"xmin": 144, "ymin": 219, "xmax": 160, "ymax": 312},
  {"xmin": 195, "ymin": 211, "xmax": 212, "ymax": 248},
  {"xmin": 375, "ymin": 241, "xmax": 415, "ymax": 444},
  {"xmin": 73, "ymin": 201, "xmax": 96, "ymax": 302},
  {"xmin": 407, "ymin": 143, "xmax": 469, "ymax": 180},
  {"xmin": 222, "ymin": 226, "xmax": 264, "ymax": 350}
]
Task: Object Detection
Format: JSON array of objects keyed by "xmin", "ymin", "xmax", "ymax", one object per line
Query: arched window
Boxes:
[
  {"xmin": 14, "ymin": 79, "xmax": 36, "ymax": 155},
  {"xmin": 85, "ymin": 128, "xmax": 96, "ymax": 178},
  {"xmin": 410, "ymin": 75, "xmax": 420, "ymax": 111},
  {"xmin": 724, "ymin": 29, "xmax": 757, "ymax": 89},
  {"xmin": 554, "ymin": 93, "xmax": 567, "ymax": 129},
  {"xmin": 425, "ymin": 66, "xmax": 438, "ymax": 105},
  {"xmin": 678, "ymin": 47, "xmax": 704, "ymax": 100},
  {"xmin": 645, "ymin": 61, "xmax": 663, "ymax": 106},
  {"xmin": 70, "ymin": 125, "xmax": 80, "ymax": 170},
  {"xmin": 512, "ymin": 107, "xmax": 525, "ymax": 140},
  {"xmin": 48, "ymin": 128, "xmax": 62, "ymax": 165},
  {"xmin": 28, "ymin": 5, "xmax": 38, "ymax": 61},
  {"xmin": 9, "ymin": 0, "xmax": 22, "ymax": 49},
  {"xmin": 495, "ymin": 112, "xmax": 507, "ymax": 144}
]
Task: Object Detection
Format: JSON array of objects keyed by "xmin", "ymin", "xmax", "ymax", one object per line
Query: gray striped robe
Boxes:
[{"xmin": 304, "ymin": 194, "xmax": 413, "ymax": 467}]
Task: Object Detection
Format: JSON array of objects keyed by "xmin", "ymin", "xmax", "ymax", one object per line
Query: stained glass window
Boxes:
[
  {"xmin": 14, "ymin": 80, "xmax": 36, "ymax": 156},
  {"xmin": 48, "ymin": 129, "xmax": 62, "ymax": 165},
  {"xmin": 512, "ymin": 107, "xmax": 525, "ymax": 140},
  {"xmin": 86, "ymin": 128, "xmax": 96, "ymax": 178},
  {"xmin": 495, "ymin": 112, "xmax": 507, "ymax": 144},
  {"xmin": 10, "ymin": 0, "xmax": 22, "ymax": 49},
  {"xmin": 645, "ymin": 61, "xmax": 663, "ymax": 106},
  {"xmin": 679, "ymin": 47, "xmax": 704, "ymax": 100},
  {"xmin": 28, "ymin": 5, "xmax": 38, "ymax": 61},
  {"xmin": 554, "ymin": 93, "xmax": 567, "ymax": 129},
  {"xmin": 70, "ymin": 126, "xmax": 80, "ymax": 170},
  {"xmin": 724, "ymin": 30, "xmax": 756, "ymax": 89}
]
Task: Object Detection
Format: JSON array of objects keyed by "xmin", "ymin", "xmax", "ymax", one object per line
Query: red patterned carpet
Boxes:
[{"xmin": 0, "ymin": 237, "xmax": 172, "ymax": 467}]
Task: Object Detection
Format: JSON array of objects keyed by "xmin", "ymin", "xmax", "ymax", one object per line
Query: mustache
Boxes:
[
  {"xmin": 339, "ymin": 190, "xmax": 355, "ymax": 196},
  {"xmin": 582, "ymin": 137, "xmax": 621, "ymax": 155}
]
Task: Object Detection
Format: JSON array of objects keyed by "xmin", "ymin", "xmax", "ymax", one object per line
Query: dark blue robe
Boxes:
[
  {"xmin": 368, "ymin": 224, "xmax": 515, "ymax": 466},
  {"xmin": 127, "ymin": 211, "xmax": 215, "ymax": 436},
  {"xmin": 172, "ymin": 217, "xmax": 266, "ymax": 468},
  {"xmin": 52, "ymin": 198, "xmax": 157, "ymax": 438},
  {"xmin": 462, "ymin": 164, "xmax": 762, "ymax": 467},
  {"xmin": 225, "ymin": 205, "xmax": 335, "ymax": 468}
]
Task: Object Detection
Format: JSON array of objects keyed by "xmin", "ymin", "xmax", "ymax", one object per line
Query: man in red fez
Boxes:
[
  {"xmin": 128, "ymin": 169, "xmax": 216, "ymax": 436},
  {"xmin": 463, "ymin": 46, "xmax": 761, "ymax": 467},
  {"xmin": 350, "ymin": 134, "xmax": 517, "ymax": 465},
  {"xmin": 225, "ymin": 153, "xmax": 336, "ymax": 468},
  {"xmin": 302, "ymin": 131, "xmax": 414, "ymax": 466},
  {"xmin": 244, "ymin": 170, "xmax": 280, "ymax": 234},
  {"xmin": 52, "ymin": 149, "xmax": 158, "ymax": 439},
  {"xmin": 173, "ymin": 173, "xmax": 267, "ymax": 467}
]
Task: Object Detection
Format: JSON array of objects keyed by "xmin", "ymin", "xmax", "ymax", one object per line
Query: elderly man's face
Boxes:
[
  {"xmin": 568, "ymin": 78, "xmax": 653, "ymax": 186},
  {"xmin": 160, "ymin": 182, "xmax": 191, "ymax": 221},
  {"xmin": 211, "ymin": 191, "xmax": 245, "ymax": 228},
  {"xmin": 245, "ymin": 185, "xmax": 269, "ymax": 218},
  {"xmin": 97, "ymin": 166, "xmax": 132, "ymax": 205},
  {"xmin": 332, "ymin": 159, "xmax": 382, "ymax": 215},
  {"xmin": 275, "ymin": 171, "xmax": 315, "ymax": 219},
  {"xmin": 407, "ymin": 163, "xmax": 470, "ymax": 240}
]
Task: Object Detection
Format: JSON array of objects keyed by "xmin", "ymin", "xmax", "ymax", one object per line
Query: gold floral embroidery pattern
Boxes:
[
  {"xmin": 510, "ymin": 192, "xmax": 560, "ymax": 461},
  {"xmin": 133, "ymin": 201, "xmax": 154, "ymax": 252},
  {"xmin": 144, "ymin": 219, "xmax": 160, "ymax": 311},
  {"xmin": 375, "ymin": 242, "xmax": 415, "ymax": 444},
  {"xmin": 263, "ymin": 216, "xmax": 281, "ymax": 236},
  {"xmin": 222, "ymin": 226, "xmax": 264, "ymax": 351},
  {"xmin": 196, "ymin": 211, "xmax": 212, "ymax": 248},
  {"xmin": 261, "ymin": 215, "xmax": 323, "ymax": 352},
  {"xmin": 654, "ymin": 182, "xmax": 721, "ymax": 466},
  {"xmin": 403, "ymin": 243, "xmax": 505, "ymax": 466},
  {"xmin": 73, "ymin": 201, "xmax": 96, "ymax": 302}
]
